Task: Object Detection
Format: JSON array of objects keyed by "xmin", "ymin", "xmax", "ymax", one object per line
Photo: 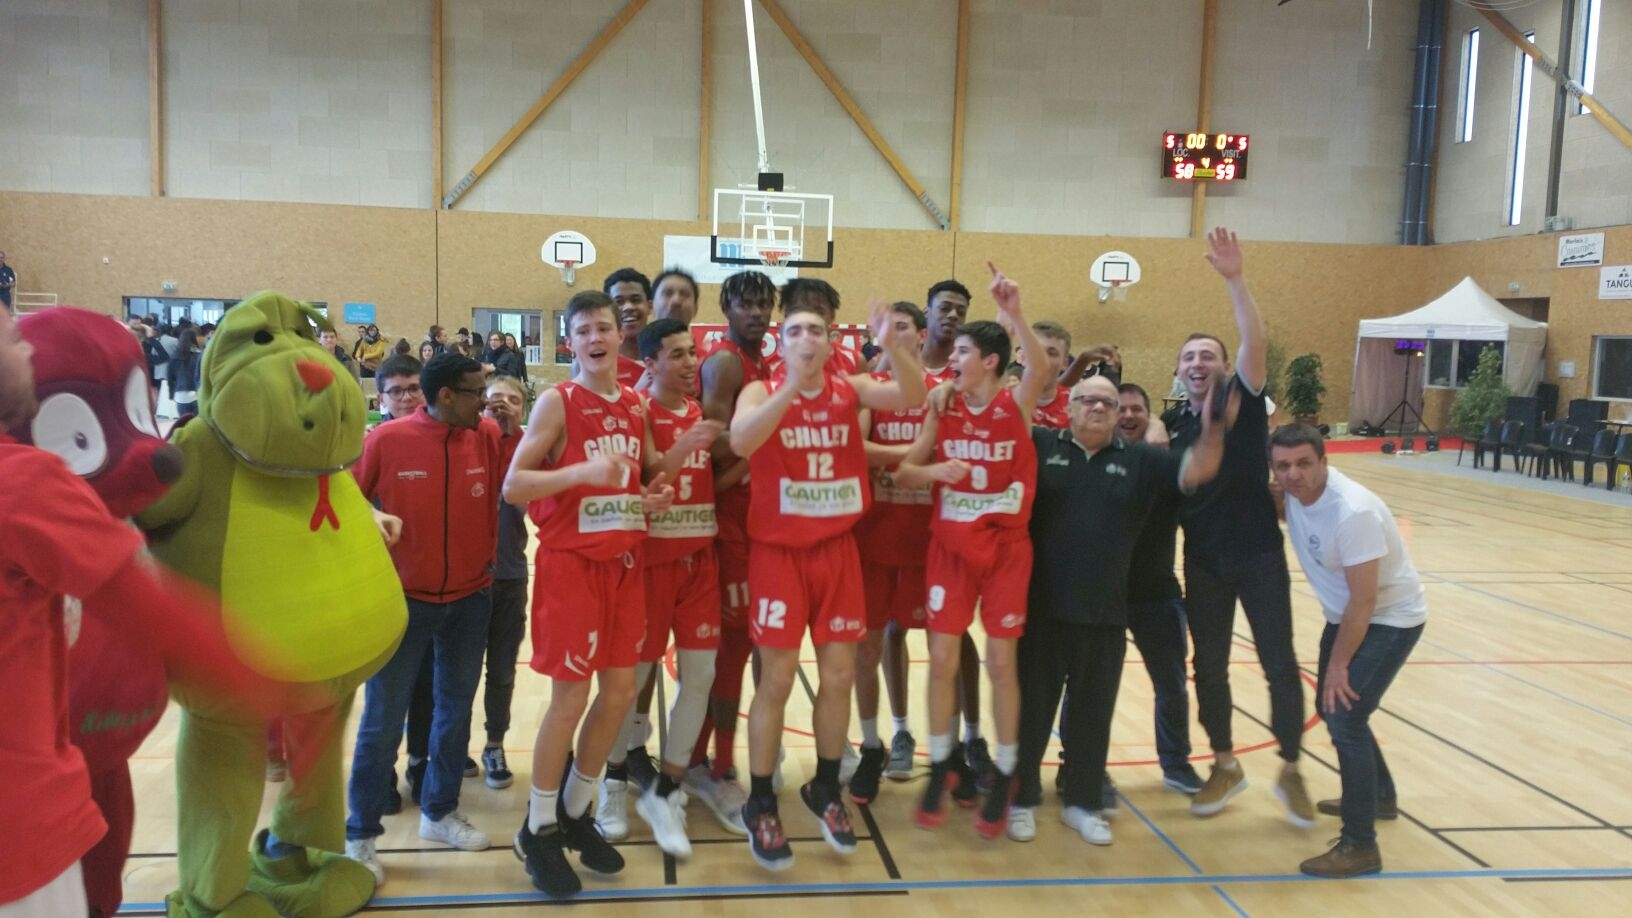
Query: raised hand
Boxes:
[
  {"xmin": 642, "ymin": 471, "xmax": 676, "ymax": 514},
  {"xmin": 987, "ymin": 261, "xmax": 1022, "ymax": 320},
  {"xmin": 1203, "ymin": 227, "xmax": 1245, "ymax": 279}
]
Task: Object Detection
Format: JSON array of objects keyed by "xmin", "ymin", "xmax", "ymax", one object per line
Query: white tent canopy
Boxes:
[{"xmin": 1350, "ymin": 277, "xmax": 1548, "ymax": 432}]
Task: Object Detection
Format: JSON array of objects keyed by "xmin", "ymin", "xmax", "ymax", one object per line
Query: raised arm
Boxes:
[
  {"xmin": 853, "ymin": 297, "xmax": 928, "ymax": 412},
  {"xmin": 729, "ymin": 380, "xmax": 797, "ymax": 457},
  {"xmin": 989, "ymin": 262, "xmax": 1050, "ymax": 420},
  {"xmin": 1177, "ymin": 378, "xmax": 1226, "ymax": 492},
  {"xmin": 1203, "ymin": 227, "xmax": 1266, "ymax": 393}
]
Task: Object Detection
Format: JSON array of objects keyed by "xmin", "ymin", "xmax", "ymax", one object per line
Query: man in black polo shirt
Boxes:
[
  {"xmin": 1160, "ymin": 228, "xmax": 1313, "ymax": 826},
  {"xmin": 1012, "ymin": 375, "xmax": 1223, "ymax": 846}
]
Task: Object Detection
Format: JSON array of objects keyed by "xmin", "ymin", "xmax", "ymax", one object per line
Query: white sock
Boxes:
[
  {"xmin": 929, "ymin": 732, "xmax": 954, "ymax": 764},
  {"xmin": 564, "ymin": 766, "xmax": 598, "ymax": 818},
  {"xmin": 528, "ymin": 785, "xmax": 559, "ymax": 833},
  {"xmin": 995, "ymin": 742, "xmax": 1017, "ymax": 775},
  {"xmin": 964, "ymin": 721, "xmax": 981, "ymax": 745},
  {"xmin": 860, "ymin": 717, "xmax": 881, "ymax": 748},
  {"xmin": 892, "ymin": 716, "xmax": 909, "ymax": 736}
]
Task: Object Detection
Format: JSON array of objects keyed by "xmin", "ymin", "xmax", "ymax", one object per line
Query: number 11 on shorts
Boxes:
[{"xmin": 758, "ymin": 598, "xmax": 787, "ymax": 630}]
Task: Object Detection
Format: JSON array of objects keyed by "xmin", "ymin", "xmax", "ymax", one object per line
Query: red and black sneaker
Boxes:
[
  {"xmin": 744, "ymin": 795, "xmax": 794, "ymax": 871},
  {"xmin": 848, "ymin": 744, "xmax": 886, "ymax": 805},
  {"xmin": 802, "ymin": 780, "xmax": 859, "ymax": 854},
  {"xmin": 975, "ymin": 771, "xmax": 1017, "ymax": 839},
  {"xmin": 950, "ymin": 744, "xmax": 980, "ymax": 808},
  {"xmin": 916, "ymin": 759, "xmax": 960, "ymax": 829}
]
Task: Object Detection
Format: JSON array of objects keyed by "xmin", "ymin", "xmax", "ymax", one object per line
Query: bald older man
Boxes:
[{"xmin": 1011, "ymin": 375, "xmax": 1225, "ymax": 846}]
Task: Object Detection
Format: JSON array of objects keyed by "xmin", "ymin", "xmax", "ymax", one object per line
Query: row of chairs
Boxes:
[{"xmin": 1463, "ymin": 419, "xmax": 1632, "ymax": 490}]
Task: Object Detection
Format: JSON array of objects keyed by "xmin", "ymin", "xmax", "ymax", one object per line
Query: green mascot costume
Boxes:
[{"xmin": 138, "ymin": 292, "xmax": 407, "ymax": 917}]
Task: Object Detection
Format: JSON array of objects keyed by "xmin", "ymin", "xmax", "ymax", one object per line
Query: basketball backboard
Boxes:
[
  {"xmin": 711, "ymin": 188, "xmax": 834, "ymax": 269},
  {"xmin": 1090, "ymin": 250, "xmax": 1141, "ymax": 303},
  {"xmin": 542, "ymin": 230, "xmax": 597, "ymax": 286}
]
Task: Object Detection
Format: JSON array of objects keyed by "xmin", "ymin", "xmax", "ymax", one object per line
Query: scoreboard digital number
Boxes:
[{"xmin": 1163, "ymin": 131, "xmax": 1249, "ymax": 182}]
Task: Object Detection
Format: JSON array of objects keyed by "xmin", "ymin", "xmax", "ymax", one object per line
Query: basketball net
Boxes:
[
  {"xmin": 557, "ymin": 260, "xmax": 579, "ymax": 287},
  {"xmin": 1097, "ymin": 280, "xmax": 1126, "ymax": 304},
  {"xmin": 760, "ymin": 251, "xmax": 790, "ymax": 269}
]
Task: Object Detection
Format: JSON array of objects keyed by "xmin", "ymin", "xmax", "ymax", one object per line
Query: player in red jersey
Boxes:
[
  {"xmin": 605, "ymin": 268, "xmax": 652, "ymax": 389},
  {"xmin": 847, "ymin": 301, "xmax": 935, "ymax": 804},
  {"xmin": 682, "ymin": 270, "xmax": 776, "ymax": 834},
  {"xmin": 595, "ymin": 318, "xmax": 724, "ymax": 858},
  {"xmin": 766, "ymin": 278, "xmax": 861, "ymax": 378},
  {"xmin": 730, "ymin": 297, "xmax": 928, "ymax": 871},
  {"xmin": 1029, "ymin": 321, "xmax": 1074, "ymax": 429},
  {"xmin": 504, "ymin": 290, "xmax": 678, "ymax": 899},
  {"xmin": 893, "ymin": 263, "xmax": 1051, "ymax": 839}
]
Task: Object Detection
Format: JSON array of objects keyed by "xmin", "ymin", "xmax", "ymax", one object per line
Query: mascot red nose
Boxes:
[{"xmin": 11, "ymin": 307, "xmax": 180, "ymax": 918}]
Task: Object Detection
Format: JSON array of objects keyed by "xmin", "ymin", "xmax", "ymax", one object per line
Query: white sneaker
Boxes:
[
  {"xmin": 839, "ymin": 743, "xmax": 861, "ymax": 786},
  {"xmin": 344, "ymin": 838, "xmax": 384, "ymax": 886},
  {"xmin": 1007, "ymin": 806, "xmax": 1037, "ymax": 842},
  {"xmin": 636, "ymin": 787, "xmax": 693, "ymax": 858},
  {"xmin": 1061, "ymin": 806, "xmax": 1113, "ymax": 846},
  {"xmin": 419, "ymin": 810, "xmax": 490, "ymax": 851},
  {"xmin": 684, "ymin": 767, "xmax": 749, "ymax": 835},
  {"xmin": 597, "ymin": 779, "xmax": 630, "ymax": 841},
  {"xmin": 772, "ymin": 747, "xmax": 787, "ymax": 795}
]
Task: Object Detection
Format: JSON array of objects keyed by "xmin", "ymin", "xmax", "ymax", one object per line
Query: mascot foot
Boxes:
[
  {"xmin": 165, "ymin": 888, "xmax": 280, "ymax": 918},
  {"xmin": 246, "ymin": 829, "xmax": 378, "ymax": 917}
]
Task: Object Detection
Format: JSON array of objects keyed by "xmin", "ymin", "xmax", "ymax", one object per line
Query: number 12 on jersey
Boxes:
[{"xmin": 806, "ymin": 453, "xmax": 834, "ymax": 479}]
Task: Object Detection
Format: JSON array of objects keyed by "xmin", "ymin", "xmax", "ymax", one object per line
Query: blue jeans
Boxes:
[
  {"xmin": 1317, "ymin": 620, "xmax": 1422, "ymax": 846},
  {"xmin": 1128, "ymin": 597, "xmax": 1193, "ymax": 773},
  {"xmin": 347, "ymin": 589, "xmax": 493, "ymax": 839}
]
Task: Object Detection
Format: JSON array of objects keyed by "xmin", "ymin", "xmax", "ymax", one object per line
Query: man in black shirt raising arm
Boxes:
[{"xmin": 1160, "ymin": 228, "xmax": 1313, "ymax": 826}]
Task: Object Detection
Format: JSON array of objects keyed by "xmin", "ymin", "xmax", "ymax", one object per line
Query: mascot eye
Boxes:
[
  {"xmin": 32, "ymin": 394, "xmax": 109, "ymax": 477},
  {"xmin": 254, "ymin": 330, "xmax": 274, "ymax": 345},
  {"xmin": 126, "ymin": 369, "xmax": 161, "ymax": 437}
]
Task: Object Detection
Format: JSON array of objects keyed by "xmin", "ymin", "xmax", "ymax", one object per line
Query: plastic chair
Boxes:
[
  {"xmin": 1520, "ymin": 422, "xmax": 1555, "ymax": 478},
  {"xmin": 1580, "ymin": 429, "xmax": 1618, "ymax": 487},
  {"xmin": 1466, "ymin": 419, "xmax": 1501, "ymax": 468},
  {"xmin": 1607, "ymin": 433, "xmax": 1632, "ymax": 492},
  {"xmin": 1493, "ymin": 420, "xmax": 1525, "ymax": 474},
  {"xmin": 1545, "ymin": 424, "xmax": 1578, "ymax": 482}
]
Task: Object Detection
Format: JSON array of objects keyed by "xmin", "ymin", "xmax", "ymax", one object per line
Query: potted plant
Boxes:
[
  {"xmin": 1448, "ymin": 344, "xmax": 1509, "ymax": 438},
  {"xmin": 1284, "ymin": 353, "xmax": 1326, "ymax": 425}
]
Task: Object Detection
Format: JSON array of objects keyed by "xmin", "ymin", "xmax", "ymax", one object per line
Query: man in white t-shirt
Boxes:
[{"xmin": 1270, "ymin": 424, "xmax": 1426, "ymax": 879}]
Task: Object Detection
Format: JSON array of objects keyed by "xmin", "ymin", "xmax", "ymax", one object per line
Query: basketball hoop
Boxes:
[
  {"xmin": 759, "ymin": 250, "xmax": 789, "ymax": 269},
  {"xmin": 1097, "ymin": 280, "xmax": 1126, "ymax": 304},
  {"xmin": 557, "ymin": 260, "xmax": 578, "ymax": 286}
]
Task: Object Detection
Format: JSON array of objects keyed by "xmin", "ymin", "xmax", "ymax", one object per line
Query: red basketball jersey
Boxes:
[
  {"xmin": 617, "ymin": 355, "xmax": 645, "ymax": 389},
  {"xmin": 528, "ymin": 381, "xmax": 648, "ymax": 561},
  {"xmin": 1032, "ymin": 386, "xmax": 1071, "ymax": 429},
  {"xmin": 701, "ymin": 338, "xmax": 766, "ymax": 546},
  {"xmin": 856, "ymin": 370, "xmax": 936, "ymax": 567},
  {"xmin": 747, "ymin": 373, "xmax": 870, "ymax": 548},
  {"xmin": 766, "ymin": 342, "xmax": 859, "ymax": 380},
  {"xmin": 644, "ymin": 396, "xmax": 717, "ymax": 564},
  {"xmin": 930, "ymin": 386, "xmax": 1037, "ymax": 559}
]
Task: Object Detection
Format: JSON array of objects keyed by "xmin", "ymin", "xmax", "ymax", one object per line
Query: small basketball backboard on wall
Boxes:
[
  {"xmin": 711, "ymin": 189, "xmax": 834, "ymax": 269},
  {"xmin": 543, "ymin": 230, "xmax": 597, "ymax": 286}
]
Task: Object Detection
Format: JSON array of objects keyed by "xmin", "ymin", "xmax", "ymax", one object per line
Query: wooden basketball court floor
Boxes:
[{"xmin": 117, "ymin": 455, "xmax": 1632, "ymax": 915}]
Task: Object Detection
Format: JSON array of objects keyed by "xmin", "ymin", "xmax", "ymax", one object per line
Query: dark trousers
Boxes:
[
  {"xmin": 483, "ymin": 578, "xmax": 528, "ymax": 744},
  {"xmin": 1127, "ymin": 597, "xmax": 1194, "ymax": 772},
  {"xmin": 1017, "ymin": 618, "xmax": 1126, "ymax": 811},
  {"xmin": 1318, "ymin": 621, "xmax": 1421, "ymax": 846},
  {"xmin": 406, "ymin": 651, "xmax": 433, "ymax": 761},
  {"xmin": 1184, "ymin": 548, "xmax": 1305, "ymax": 762}
]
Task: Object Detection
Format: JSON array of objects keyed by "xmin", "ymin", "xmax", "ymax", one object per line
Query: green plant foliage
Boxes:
[
  {"xmin": 1448, "ymin": 344, "xmax": 1510, "ymax": 437},
  {"xmin": 1285, "ymin": 352, "xmax": 1326, "ymax": 420}
]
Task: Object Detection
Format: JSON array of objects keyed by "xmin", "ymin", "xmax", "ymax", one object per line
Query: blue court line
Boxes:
[
  {"xmin": 1120, "ymin": 787, "xmax": 1247, "ymax": 915},
  {"xmin": 116, "ymin": 866, "xmax": 1632, "ymax": 911},
  {"xmin": 1212, "ymin": 884, "xmax": 1252, "ymax": 917},
  {"xmin": 1421, "ymin": 573, "xmax": 1632, "ymax": 644}
]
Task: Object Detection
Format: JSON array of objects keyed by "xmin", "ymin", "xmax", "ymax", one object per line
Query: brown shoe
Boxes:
[
  {"xmin": 1315, "ymin": 797, "xmax": 1398, "ymax": 820},
  {"xmin": 1274, "ymin": 768, "xmax": 1317, "ymax": 828},
  {"xmin": 1189, "ymin": 761, "xmax": 1247, "ymax": 817},
  {"xmin": 1300, "ymin": 838, "xmax": 1382, "ymax": 878}
]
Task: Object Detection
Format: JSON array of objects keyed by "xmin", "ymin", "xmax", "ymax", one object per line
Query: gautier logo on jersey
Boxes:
[
  {"xmin": 648, "ymin": 504, "xmax": 718, "ymax": 539},
  {"xmin": 579, "ymin": 495, "xmax": 647, "ymax": 533},
  {"xmin": 779, "ymin": 477, "xmax": 864, "ymax": 517},
  {"xmin": 940, "ymin": 482, "xmax": 1026, "ymax": 523}
]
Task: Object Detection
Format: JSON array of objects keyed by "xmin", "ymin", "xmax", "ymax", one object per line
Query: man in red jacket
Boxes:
[{"xmin": 344, "ymin": 353, "xmax": 506, "ymax": 885}]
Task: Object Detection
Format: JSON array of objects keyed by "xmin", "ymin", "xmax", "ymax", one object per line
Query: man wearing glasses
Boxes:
[
  {"xmin": 1013, "ymin": 373, "xmax": 1224, "ymax": 846},
  {"xmin": 374, "ymin": 354, "xmax": 426, "ymax": 426},
  {"xmin": 344, "ymin": 354, "xmax": 507, "ymax": 884}
]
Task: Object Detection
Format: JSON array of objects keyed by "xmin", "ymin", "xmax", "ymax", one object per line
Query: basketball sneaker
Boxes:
[
  {"xmin": 596, "ymin": 779, "xmax": 630, "ymax": 841},
  {"xmin": 683, "ymin": 764, "xmax": 749, "ymax": 836},
  {"xmin": 513, "ymin": 816, "xmax": 579, "ymax": 899},
  {"xmin": 635, "ymin": 787, "xmax": 692, "ymax": 859},
  {"xmin": 975, "ymin": 772, "xmax": 1016, "ymax": 839},
  {"xmin": 801, "ymin": 780, "xmax": 858, "ymax": 854},
  {"xmin": 965, "ymin": 737, "xmax": 996, "ymax": 796},
  {"xmin": 849, "ymin": 744, "xmax": 886, "ymax": 805},
  {"xmin": 950, "ymin": 744, "xmax": 979, "ymax": 807},
  {"xmin": 886, "ymin": 731, "xmax": 916, "ymax": 781},
  {"xmin": 625, "ymin": 746, "xmax": 660, "ymax": 794},
  {"xmin": 916, "ymin": 759, "xmax": 960, "ymax": 829},
  {"xmin": 559, "ymin": 805, "xmax": 625, "ymax": 875},
  {"xmin": 744, "ymin": 796, "xmax": 794, "ymax": 871}
]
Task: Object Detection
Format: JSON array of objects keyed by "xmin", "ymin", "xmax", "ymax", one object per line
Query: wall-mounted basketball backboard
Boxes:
[
  {"xmin": 543, "ymin": 230, "xmax": 597, "ymax": 286},
  {"xmin": 1090, "ymin": 250, "xmax": 1141, "ymax": 303},
  {"xmin": 711, "ymin": 188, "xmax": 834, "ymax": 269}
]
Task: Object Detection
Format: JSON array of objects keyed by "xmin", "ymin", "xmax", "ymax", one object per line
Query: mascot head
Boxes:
[
  {"xmin": 201, "ymin": 291, "xmax": 365, "ymax": 475},
  {"xmin": 12, "ymin": 307, "xmax": 182, "ymax": 519}
]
